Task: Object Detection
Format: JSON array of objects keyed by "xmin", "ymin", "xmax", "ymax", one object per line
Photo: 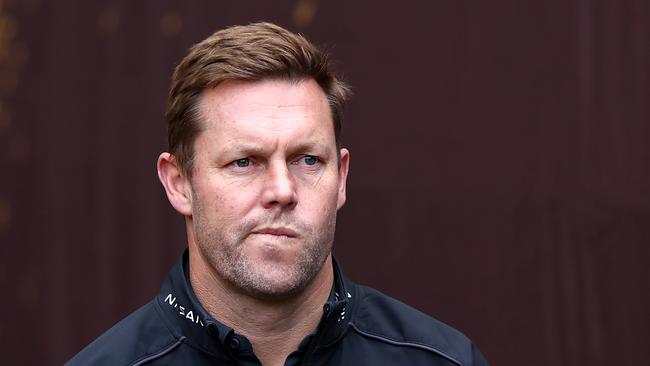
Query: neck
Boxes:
[{"xmin": 188, "ymin": 246, "xmax": 334, "ymax": 366}]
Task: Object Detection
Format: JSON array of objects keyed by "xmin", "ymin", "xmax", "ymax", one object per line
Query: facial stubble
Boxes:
[{"xmin": 191, "ymin": 189, "xmax": 337, "ymax": 301}]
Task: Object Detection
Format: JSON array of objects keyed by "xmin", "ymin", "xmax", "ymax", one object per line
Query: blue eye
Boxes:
[
  {"xmin": 234, "ymin": 158, "xmax": 251, "ymax": 168},
  {"xmin": 303, "ymin": 155, "xmax": 318, "ymax": 165}
]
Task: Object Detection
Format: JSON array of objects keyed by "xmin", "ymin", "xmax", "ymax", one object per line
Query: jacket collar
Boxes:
[{"xmin": 156, "ymin": 249, "xmax": 355, "ymax": 358}]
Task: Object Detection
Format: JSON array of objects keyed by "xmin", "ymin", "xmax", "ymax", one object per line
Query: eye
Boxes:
[
  {"xmin": 233, "ymin": 158, "xmax": 251, "ymax": 168},
  {"xmin": 302, "ymin": 155, "xmax": 319, "ymax": 166}
]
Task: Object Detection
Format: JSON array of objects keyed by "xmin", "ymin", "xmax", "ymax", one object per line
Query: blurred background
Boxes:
[{"xmin": 1, "ymin": 0, "xmax": 649, "ymax": 365}]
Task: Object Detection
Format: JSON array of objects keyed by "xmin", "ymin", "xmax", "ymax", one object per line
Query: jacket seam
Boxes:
[
  {"xmin": 154, "ymin": 297, "xmax": 225, "ymax": 360},
  {"xmin": 128, "ymin": 336, "xmax": 186, "ymax": 366},
  {"xmin": 153, "ymin": 298, "xmax": 180, "ymax": 339},
  {"xmin": 348, "ymin": 322, "xmax": 463, "ymax": 366}
]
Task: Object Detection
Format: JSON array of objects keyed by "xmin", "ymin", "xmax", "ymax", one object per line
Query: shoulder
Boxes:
[
  {"xmin": 66, "ymin": 300, "xmax": 181, "ymax": 366},
  {"xmin": 349, "ymin": 284, "xmax": 487, "ymax": 366}
]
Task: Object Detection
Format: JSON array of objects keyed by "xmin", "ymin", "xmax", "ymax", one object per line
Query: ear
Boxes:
[
  {"xmin": 336, "ymin": 148, "xmax": 350, "ymax": 210},
  {"xmin": 157, "ymin": 152, "xmax": 193, "ymax": 216}
]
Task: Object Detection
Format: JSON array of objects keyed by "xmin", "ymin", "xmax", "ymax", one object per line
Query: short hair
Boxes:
[{"xmin": 165, "ymin": 22, "xmax": 351, "ymax": 176}]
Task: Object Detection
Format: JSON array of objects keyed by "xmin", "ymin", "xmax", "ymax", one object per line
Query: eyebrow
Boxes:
[{"xmin": 219, "ymin": 141, "xmax": 330, "ymax": 157}]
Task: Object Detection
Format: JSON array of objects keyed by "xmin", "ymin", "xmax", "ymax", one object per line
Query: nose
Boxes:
[{"xmin": 262, "ymin": 160, "xmax": 297, "ymax": 209}]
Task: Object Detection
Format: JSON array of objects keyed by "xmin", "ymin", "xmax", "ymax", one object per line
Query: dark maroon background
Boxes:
[{"xmin": 1, "ymin": 0, "xmax": 649, "ymax": 365}]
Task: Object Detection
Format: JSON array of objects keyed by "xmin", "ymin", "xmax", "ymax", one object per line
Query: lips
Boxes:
[{"xmin": 253, "ymin": 227, "xmax": 298, "ymax": 238}]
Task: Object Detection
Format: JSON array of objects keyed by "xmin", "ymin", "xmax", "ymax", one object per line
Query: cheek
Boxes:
[
  {"xmin": 215, "ymin": 192, "xmax": 261, "ymax": 222},
  {"xmin": 302, "ymin": 187, "xmax": 339, "ymax": 217},
  {"xmin": 196, "ymin": 179, "xmax": 254, "ymax": 210},
  {"xmin": 212, "ymin": 199, "xmax": 246, "ymax": 221}
]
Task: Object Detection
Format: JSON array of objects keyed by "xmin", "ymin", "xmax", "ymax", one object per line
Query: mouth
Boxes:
[{"xmin": 252, "ymin": 227, "xmax": 299, "ymax": 238}]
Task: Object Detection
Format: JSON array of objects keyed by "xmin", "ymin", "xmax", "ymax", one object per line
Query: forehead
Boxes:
[{"xmin": 196, "ymin": 78, "xmax": 334, "ymax": 150}]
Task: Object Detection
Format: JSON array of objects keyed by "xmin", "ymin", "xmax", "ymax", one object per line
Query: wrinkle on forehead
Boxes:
[
  {"xmin": 198, "ymin": 79, "xmax": 331, "ymax": 130},
  {"xmin": 195, "ymin": 79, "xmax": 335, "ymax": 156}
]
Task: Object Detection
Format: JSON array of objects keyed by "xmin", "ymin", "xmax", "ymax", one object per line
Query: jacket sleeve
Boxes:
[{"xmin": 471, "ymin": 343, "xmax": 490, "ymax": 366}]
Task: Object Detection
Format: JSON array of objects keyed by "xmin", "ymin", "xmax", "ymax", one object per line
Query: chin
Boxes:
[
  {"xmin": 199, "ymin": 233, "xmax": 331, "ymax": 301},
  {"xmin": 241, "ymin": 273, "xmax": 307, "ymax": 301},
  {"xmin": 246, "ymin": 239, "xmax": 302, "ymax": 263},
  {"xmin": 234, "ymin": 256, "xmax": 318, "ymax": 301}
]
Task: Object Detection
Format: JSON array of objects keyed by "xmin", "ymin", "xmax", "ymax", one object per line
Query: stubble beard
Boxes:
[{"xmin": 192, "ymin": 198, "xmax": 337, "ymax": 301}]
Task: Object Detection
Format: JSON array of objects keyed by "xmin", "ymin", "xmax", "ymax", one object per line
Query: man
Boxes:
[{"xmin": 68, "ymin": 22, "xmax": 488, "ymax": 366}]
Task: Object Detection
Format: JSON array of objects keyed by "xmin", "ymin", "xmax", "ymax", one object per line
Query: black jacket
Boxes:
[{"xmin": 67, "ymin": 250, "xmax": 488, "ymax": 366}]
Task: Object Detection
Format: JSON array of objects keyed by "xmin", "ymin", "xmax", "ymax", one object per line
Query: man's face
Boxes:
[{"xmin": 188, "ymin": 78, "xmax": 349, "ymax": 300}]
